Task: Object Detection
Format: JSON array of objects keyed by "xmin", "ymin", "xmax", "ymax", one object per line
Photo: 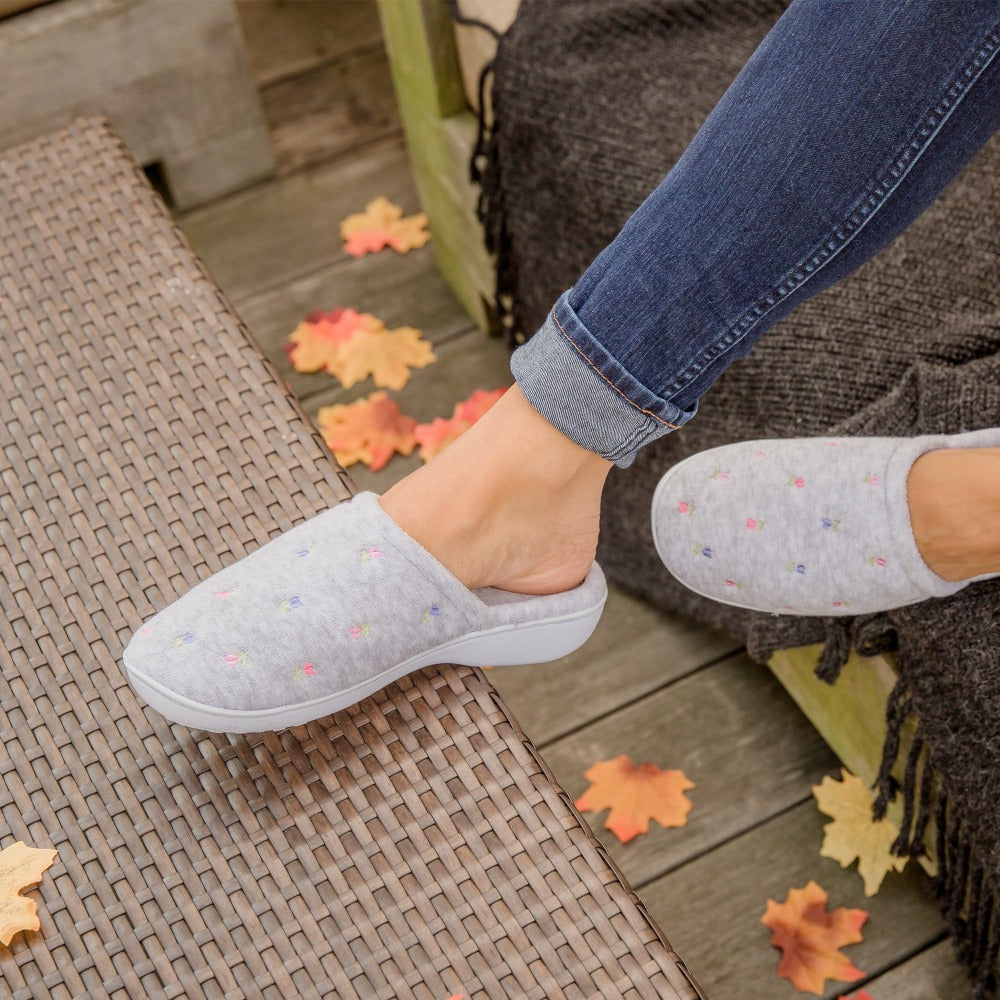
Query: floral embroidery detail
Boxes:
[
  {"xmin": 294, "ymin": 662, "xmax": 318, "ymax": 681},
  {"xmin": 295, "ymin": 545, "xmax": 312, "ymax": 558},
  {"xmin": 349, "ymin": 623, "xmax": 372, "ymax": 639},
  {"xmin": 832, "ymin": 601, "xmax": 850, "ymax": 609},
  {"xmin": 755, "ymin": 450, "xmax": 767, "ymax": 458},
  {"xmin": 223, "ymin": 651, "xmax": 248, "ymax": 667},
  {"xmin": 677, "ymin": 500, "xmax": 695, "ymax": 515},
  {"xmin": 172, "ymin": 631, "xmax": 196, "ymax": 648},
  {"xmin": 422, "ymin": 605, "xmax": 442, "ymax": 623},
  {"xmin": 820, "ymin": 517, "xmax": 841, "ymax": 531},
  {"xmin": 692, "ymin": 543, "xmax": 712, "ymax": 559},
  {"xmin": 215, "ymin": 585, "xmax": 239, "ymax": 599},
  {"xmin": 868, "ymin": 555, "xmax": 887, "ymax": 568},
  {"xmin": 785, "ymin": 562, "xmax": 806, "ymax": 575},
  {"xmin": 825, "ymin": 441, "xmax": 840, "ymax": 447},
  {"xmin": 787, "ymin": 475, "xmax": 805, "ymax": 489},
  {"xmin": 360, "ymin": 545, "xmax": 383, "ymax": 563},
  {"xmin": 724, "ymin": 579, "xmax": 743, "ymax": 589},
  {"xmin": 862, "ymin": 472, "xmax": 880, "ymax": 486},
  {"xmin": 140, "ymin": 624, "xmax": 158, "ymax": 636},
  {"xmin": 279, "ymin": 595, "xmax": 303, "ymax": 613},
  {"xmin": 745, "ymin": 517, "xmax": 765, "ymax": 532},
  {"xmin": 710, "ymin": 468, "xmax": 730, "ymax": 482}
]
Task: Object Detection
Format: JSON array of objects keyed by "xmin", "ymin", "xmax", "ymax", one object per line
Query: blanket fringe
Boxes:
[{"xmin": 860, "ymin": 650, "xmax": 1000, "ymax": 997}]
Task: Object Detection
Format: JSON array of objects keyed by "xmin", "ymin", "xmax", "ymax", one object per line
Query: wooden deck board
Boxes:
[
  {"xmin": 171, "ymin": 4, "xmax": 972, "ymax": 994},
  {"xmin": 642, "ymin": 800, "xmax": 949, "ymax": 1000},
  {"xmin": 539, "ymin": 653, "xmax": 837, "ymax": 889}
]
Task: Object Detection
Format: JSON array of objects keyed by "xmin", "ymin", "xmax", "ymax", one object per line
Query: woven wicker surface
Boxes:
[{"xmin": 0, "ymin": 118, "xmax": 703, "ymax": 1000}]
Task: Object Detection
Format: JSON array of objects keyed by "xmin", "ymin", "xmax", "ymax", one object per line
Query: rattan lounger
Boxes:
[{"xmin": 0, "ymin": 118, "xmax": 706, "ymax": 1000}]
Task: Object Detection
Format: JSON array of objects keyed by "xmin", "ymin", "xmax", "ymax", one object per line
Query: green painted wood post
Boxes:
[
  {"xmin": 768, "ymin": 645, "xmax": 935, "ymax": 873},
  {"xmin": 376, "ymin": 0, "xmax": 497, "ymax": 331}
]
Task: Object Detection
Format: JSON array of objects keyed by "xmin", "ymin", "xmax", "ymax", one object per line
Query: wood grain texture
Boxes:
[
  {"xmin": 235, "ymin": 0, "xmax": 384, "ymax": 88},
  {"xmin": 643, "ymin": 800, "xmax": 948, "ymax": 1000},
  {"xmin": 541, "ymin": 653, "xmax": 837, "ymax": 888},
  {"xmin": 179, "ymin": 139, "xmax": 417, "ymax": 303},
  {"xmin": 859, "ymin": 938, "xmax": 972, "ymax": 999},
  {"xmin": 261, "ymin": 45, "xmax": 402, "ymax": 175}
]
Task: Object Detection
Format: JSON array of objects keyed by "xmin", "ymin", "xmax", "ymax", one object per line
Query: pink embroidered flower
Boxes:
[
  {"xmin": 360, "ymin": 546, "xmax": 383, "ymax": 563},
  {"xmin": 863, "ymin": 472, "xmax": 880, "ymax": 486},
  {"xmin": 223, "ymin": 651, "xmax": 248, "ymax": 667},
  {"xmin": 825, "ymin": 441, "xmax": 839, "ymax": 447},
  {"xmin": 293, "ymin": 662, "xmax": 318, "ymax": 681},
  {"xmin": 745, "ymin": 517, "xmax": 765, "ymax": 532},
  {"xmin": 677, "ymin": 500, "xmax": 694, "ymax": 515},
  {"xmin": 755, "ymin": 450, "xmax": 767, "ymax": 458},
  {"xmin": 215, "ymin": 585, "xmax": 239, "ymax": 599},
  {"xmin": 868, "ymin": 555, "xmax": 887, "ymax": 568},
  {"xmin": 787, "ymin": 475, "xmax": 805, "ymax": 489},
  {"xmin": 140, "ymin": 624, "xmax": 158, "ymax": 636},
  {"xmin": 832, "ymin": 601, "xmax": 850, "ymax": 608},
  {"xmin": 724, "ymin": 579, "xmax": 742, "ymax": 589},
  {"xmin": 711, "ymin": 469, "xmax": 730, "ymax": 481},
  {"xmin": 349, "ymin": 623, "xmax": 372, "ymax": 639}
]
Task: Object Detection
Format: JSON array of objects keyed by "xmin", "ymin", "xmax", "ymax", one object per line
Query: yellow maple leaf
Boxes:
[
  {"xmin": 324, "ymin": 324, "xmax": 436, "ymax": 391},
  {"xmin": 286, "ymin": 308, "xmax": 380, "ymax": 374},
  {"xmin": 340, "ymin": 196, "xmax": 430, "ymax": 257},
  {"xmin": 574, "ymin": 754, "xmax": 694, "ymax": 843},
  {"xmin": 317, "ymin": 391, "xmax": 418, "ymax": 471},
  {"xmin": 0, "ymin": 841, "xmax": 58, "ymax": 946},
  {"xmin": 813, "ymin": 768, "xmax": 908, "ymax": 896}
]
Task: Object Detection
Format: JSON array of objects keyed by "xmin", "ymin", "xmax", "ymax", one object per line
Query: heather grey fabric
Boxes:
[
  {"xmin": 123, "ymin": 492, "xmax": 606, "ymax": 714},
  {"xmin": 653, "ymin": 430, "xmax": 1000, "ymax": 616},
  {"xmin": 480, "ymin": 1, "xmax": 1000, "ymax": 992}
]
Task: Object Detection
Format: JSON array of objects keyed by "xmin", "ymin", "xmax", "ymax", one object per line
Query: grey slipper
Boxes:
[
  {"xmin": 124, "ymin": 492, "xmax": 606, "ymax": 733},
  {"xmin": 651, "ymin": 428, "xmax": 1000, "ymax": 617}
]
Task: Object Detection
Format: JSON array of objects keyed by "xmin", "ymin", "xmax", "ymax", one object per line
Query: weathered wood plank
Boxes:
[
  {"xmin": 260, "ymin": 46, "xmax": 402, "ymax": 175},
  {"xmin": 235, "ymin": 0, "xmax": 383, "ymax": 88},
  {"xmin": 491, "ymin": 587, "xmax": 740, "ymax": 747},
  {"xmin": 858, "ymin": 939, "xmax": 972, "ymax": 999},
  {"xmin": 178, "ymin": 138, "xmax": 418, "ymax": 303},
  {"xmin": 642, "ymin": 800, "xmax": 949, "ymax": 1000},
  {"xmin": 540, "ymin": 653, "xmax": 836, "ymax": 888},
  {"xmin": 236, "ymin": 243, "xmax": 477, "ymax": 402}
]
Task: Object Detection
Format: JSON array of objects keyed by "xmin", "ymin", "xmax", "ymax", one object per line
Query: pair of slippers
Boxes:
[{"xmin": 125, "ymin": 430, "xmax": 998, "ymax": 733}]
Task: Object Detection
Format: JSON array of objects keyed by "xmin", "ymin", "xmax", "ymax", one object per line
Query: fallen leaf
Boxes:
[
  {"xmin": 574, "ymin": 754, "xmax": 694, "ymax": 844},
  {"xmin": 0, "ymin": 841, "xmax": 58, "ymax": 946},
  {"xmin": 761, "ymin": 881, "xmax": 867, "ymax": 994},
  {"xmin": 316, "ymin": 391, "xmax": 417, "ymax": 471},
  {"xmin": 415, "ymin": 387, "xmax": 507, "ymax": 461},
  {"xmin": 325, "ymin": 324, "xmax": 436, "ymax": 391},
  {"xmin": 340, "ymin": 196, "xmax": 430, "ymax": 257},
  {"xmin": 813, "ymin": 769, "xmax": 908, "ymax": 896},
  {"xmin": 840, "ymin": 991, "xmax": 874, "ymax": 1000},
  {"xmin": 286, "ymin": 308, "xmax": 378, "ymax": 374}
]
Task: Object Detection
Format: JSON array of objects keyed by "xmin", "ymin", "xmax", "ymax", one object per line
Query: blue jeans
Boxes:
[{"xmin": 510, "ymin": 0, "xmax": 1000, "ymax": 467}]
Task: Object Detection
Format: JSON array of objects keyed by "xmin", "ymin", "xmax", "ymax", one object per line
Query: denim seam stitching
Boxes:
[
  {"xmin": 551, "ymin": 312, "xmax": 682, "ymax": 429},
  {"xmin": 663, "ymin": 23, "xmax": 1000, "ymax": 397}
]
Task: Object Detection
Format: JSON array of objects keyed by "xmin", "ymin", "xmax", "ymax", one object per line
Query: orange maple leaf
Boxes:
[
  {"xmin": 841, "ymin": 991, "xmax": 874, "ymax": 999},
  {"xmin": 761, "ymin": 881, "xmax": 867, "ymax": 995},
  {"xmin": 316, "ymin": 391, "xmax": 417, "ymax": 471},
  {"xmin": 340, "ymin": 196, "xmax": 431, "ymax": 257},
  {"xmin": 287, "ymin": 308, "xmax": 378, "ymax": 374},
  {"xmin": 325, "ymin": 324, "xmax": 436, "ymax": 391},
  {"xmin": 574, "ymin": 754, "xmax": 694, "ymax": 844},
  {"xmin": 0, "ymin": 841, "xmax": 58, "ymax": 946},
  {"xmin": 415, "ymin": 387, "xmax": 507, "ymax": 461}
]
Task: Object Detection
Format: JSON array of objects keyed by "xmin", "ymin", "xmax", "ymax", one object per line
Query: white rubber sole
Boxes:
[{"xmin": 126, "ymin": 595, "xmax": 606, "ymax": 734}]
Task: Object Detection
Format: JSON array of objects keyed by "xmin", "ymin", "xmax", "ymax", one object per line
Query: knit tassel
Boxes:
[{"xmin": 814, "ymin": 612, "xmax": 896, "ymax": 685}]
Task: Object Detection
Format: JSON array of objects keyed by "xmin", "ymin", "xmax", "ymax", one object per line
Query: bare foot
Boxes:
[
  {"xmin": 907, "ymin": 447, "xmax": 1000, "ymax": 581},
  {"xmin": 379, "ymin": 384, "xmax": 613, "ymax": 594}
]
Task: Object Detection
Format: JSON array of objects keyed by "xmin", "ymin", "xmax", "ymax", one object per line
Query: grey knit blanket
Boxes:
[{"xmin": 475, "ymin": 0, "xmax": 1000, "ymax": 994}]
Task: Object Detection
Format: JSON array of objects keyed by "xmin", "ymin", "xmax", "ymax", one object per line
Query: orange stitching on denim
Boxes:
[{"xmin": 551, "ymin": 312, "xmax": 681, "ymax": 428}]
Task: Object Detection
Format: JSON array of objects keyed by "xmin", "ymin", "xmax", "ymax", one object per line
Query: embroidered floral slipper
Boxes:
[
  {"xmin": 651, "ymin": 429, "xmax": 1000, "ymax": 617},
  {"xmin": 124, "ymin": 492, "xmax": 607, "ymax": 733}
]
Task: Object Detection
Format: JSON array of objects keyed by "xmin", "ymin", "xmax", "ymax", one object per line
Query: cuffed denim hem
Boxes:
[{"xmin": 510, "ymin": 291, "xmax": 697, "ymax": 468}]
